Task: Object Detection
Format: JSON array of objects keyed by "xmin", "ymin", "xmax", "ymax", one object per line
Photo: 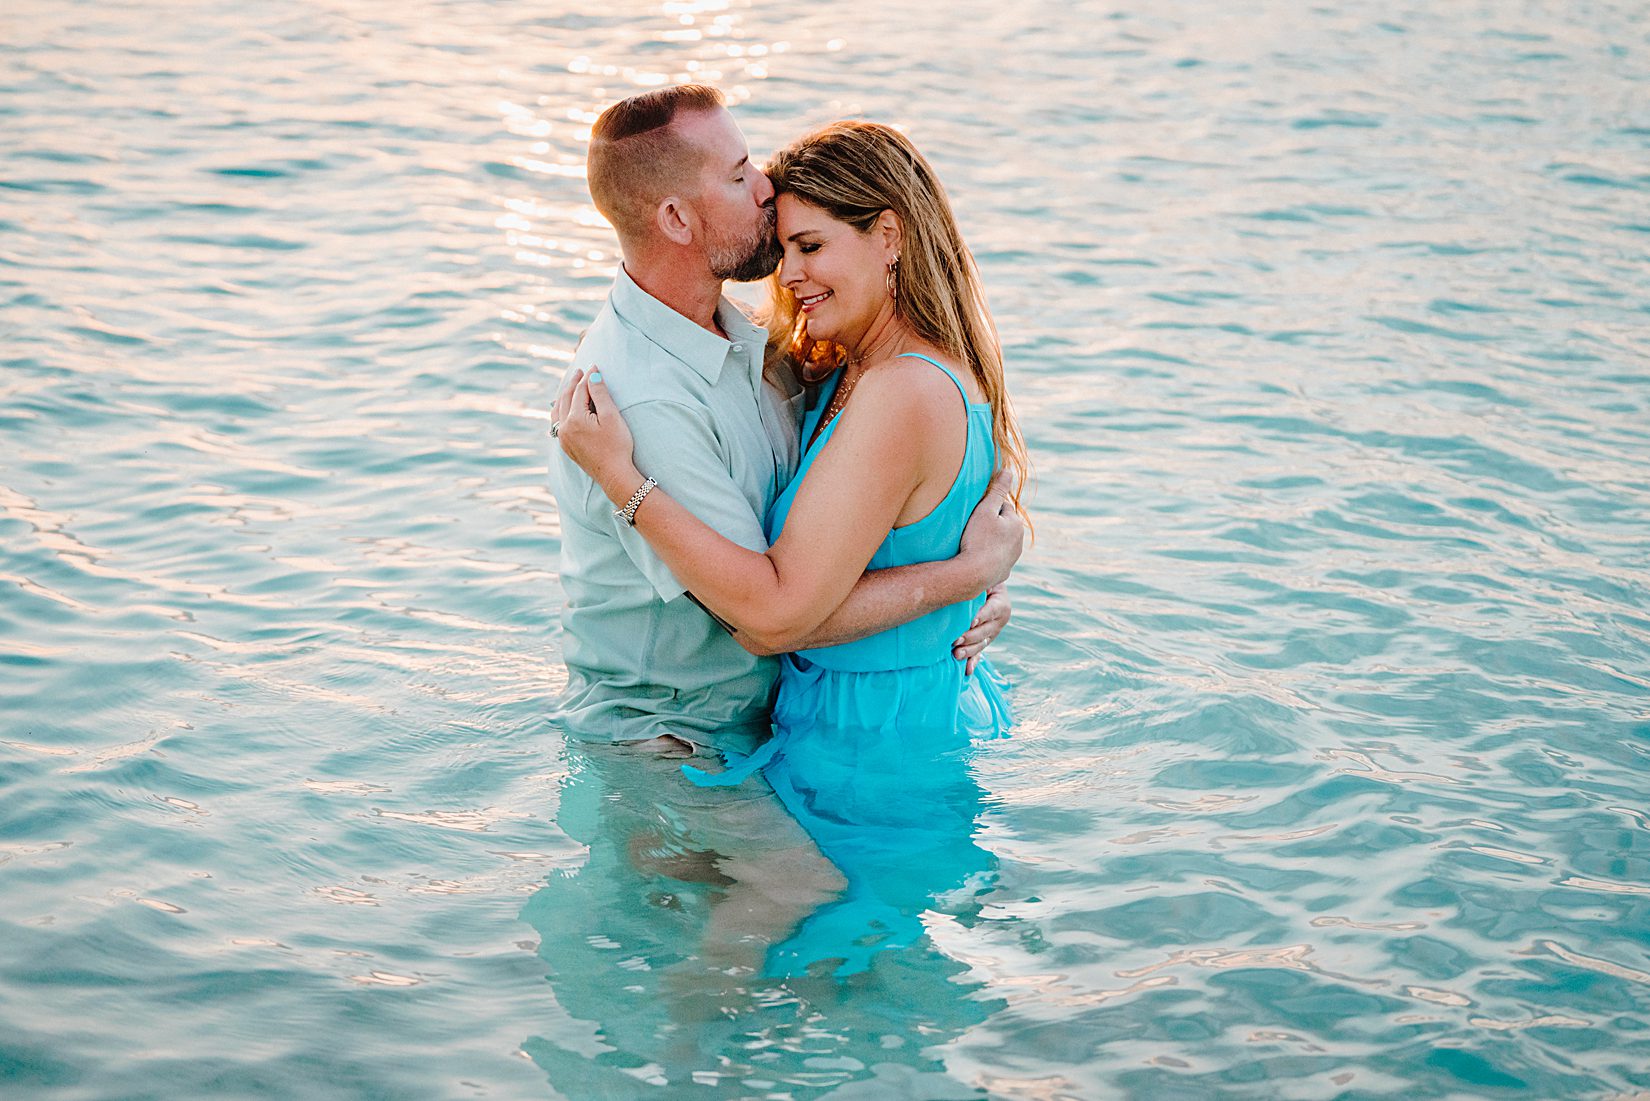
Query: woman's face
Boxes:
[{"xmin": 776, "ymin": 193, "xmax": 894, "ymax": 348}]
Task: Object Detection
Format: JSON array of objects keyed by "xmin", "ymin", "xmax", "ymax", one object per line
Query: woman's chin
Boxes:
[
  {"xmin": 800, "ymin": 360, "xmax": 840, "ymax": 383},
  {"xmin": 802, "ymin": 321, "xmax": 837, "ymax": 345}
]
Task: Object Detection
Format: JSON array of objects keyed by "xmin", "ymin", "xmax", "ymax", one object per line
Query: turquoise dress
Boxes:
[{"xmin": 686, "ymin": 352, "xmax": 1013, "ymax": 976}]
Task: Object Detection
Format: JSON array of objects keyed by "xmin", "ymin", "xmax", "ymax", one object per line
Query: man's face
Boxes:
[{"xmin": 676, "ymin": 107, "xmax": 781, "ymax": 282}]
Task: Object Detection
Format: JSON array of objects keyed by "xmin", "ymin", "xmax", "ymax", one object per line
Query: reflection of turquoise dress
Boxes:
[{"xmin": 686, "ymin": 352, "xmax": 1013, "ymax": 975}]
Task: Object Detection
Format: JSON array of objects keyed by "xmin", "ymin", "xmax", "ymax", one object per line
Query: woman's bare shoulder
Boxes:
[{"xmin": 853, "ymin": 352, "xmax": 974, "ymax": 421}]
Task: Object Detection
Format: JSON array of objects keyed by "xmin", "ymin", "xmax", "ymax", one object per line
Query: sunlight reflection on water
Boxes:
[{"xmin": 2, "ymin": 0, "xmax": 1648, "ymax": 1097}]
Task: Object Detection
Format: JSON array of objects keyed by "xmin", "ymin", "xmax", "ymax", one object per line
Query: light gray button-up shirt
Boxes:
[{"xmin": 549, "ymin": 267, "xmax": 803, "ymax": 754}]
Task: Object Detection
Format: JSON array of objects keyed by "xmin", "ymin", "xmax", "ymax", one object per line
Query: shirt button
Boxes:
[{"xmin": 732, "ymin": 343, "xmax": 744, "ymax": 353}]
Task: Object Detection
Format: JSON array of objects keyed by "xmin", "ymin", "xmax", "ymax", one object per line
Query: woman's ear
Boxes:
[
  {"xmin": 877, "ymin": 209, "xmax": 903, "ymax": 258},
  {"xmin": 656, "ymin": 196, "xmax": 694, "ymax": 246}
]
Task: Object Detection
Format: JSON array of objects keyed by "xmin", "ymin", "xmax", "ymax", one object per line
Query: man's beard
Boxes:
[{"xmin": 709, "ymin": 204, "xmax": 783, "ymax": 283}]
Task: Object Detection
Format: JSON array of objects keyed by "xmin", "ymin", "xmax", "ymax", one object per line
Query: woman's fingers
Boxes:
[
  {"xmin": 555, "ymin": 367, "xmax": 639, "ymax": 499},
  {"xmin": 569, "ymin": 372, "xmax": 593, "ymax": 422},
  {"xmin": 586, "ymin": 370, "xmax": 615, "ymax": 417},
  {"xmin": 552, "ymin": 367, "xmax": 583, "ymax": 428}
]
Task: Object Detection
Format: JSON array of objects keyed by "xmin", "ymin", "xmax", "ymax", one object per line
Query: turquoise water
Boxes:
[{"xmin": 3, "ymin": 0, "xmax": 1648, "ymax": 1096}]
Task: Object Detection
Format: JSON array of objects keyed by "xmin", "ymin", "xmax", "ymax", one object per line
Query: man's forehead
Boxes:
[{"xmin": 673, "ymin": 106, "xmax": 747, "ymax": 162}]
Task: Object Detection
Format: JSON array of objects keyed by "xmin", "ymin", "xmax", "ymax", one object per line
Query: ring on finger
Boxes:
[{"xmin": 549, "ymin": 421, "xmax": 561, "ymax": 438}]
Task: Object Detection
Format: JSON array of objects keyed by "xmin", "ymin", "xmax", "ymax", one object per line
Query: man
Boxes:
[{"xmin": 548, "ymin": 84, "xmax": 1021, "ymax": 761}]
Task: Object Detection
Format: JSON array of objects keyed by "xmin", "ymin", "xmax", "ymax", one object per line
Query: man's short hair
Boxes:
[{"xmin": 588, "ymin": 84, "xmax": 726, "ymax": 242}]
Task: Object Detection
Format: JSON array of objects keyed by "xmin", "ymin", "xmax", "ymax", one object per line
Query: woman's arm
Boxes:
[
  {"xmin": 736, "ymin": 487, "xmax": 1021, "ymax": 656},
  {"xmin": 557, "ymin": 363, "xmax": 964, "ymax": 643}
]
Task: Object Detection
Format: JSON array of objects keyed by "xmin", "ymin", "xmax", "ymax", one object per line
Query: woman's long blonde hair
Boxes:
[{"xmin": 763, "ymin": 121, "xmax": 1030, "ymax": 519}]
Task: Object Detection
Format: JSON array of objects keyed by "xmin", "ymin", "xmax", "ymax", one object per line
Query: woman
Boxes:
[{"xmin": 557, "ymin": 120, "xmax": 1029, "ymax": 973}]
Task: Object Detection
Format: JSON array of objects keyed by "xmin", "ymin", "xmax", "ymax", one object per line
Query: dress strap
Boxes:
[{"xmin": 895, "ymin": 352, "xmax": 970, "ymax": 403}]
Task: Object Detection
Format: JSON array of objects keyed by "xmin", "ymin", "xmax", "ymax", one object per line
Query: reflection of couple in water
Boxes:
[{"xmin": 527, "ymin": 82, "xmax": 1028, "ymax": 1090}]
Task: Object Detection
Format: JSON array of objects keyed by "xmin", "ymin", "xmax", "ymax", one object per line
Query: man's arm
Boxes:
[
  {"xmin": 731, "ymin": 482, "xmax": 1024, "ymax": 655},
  {"xmin": 590, "ymin": 397, "xmax": 772, "ymax": 601}
]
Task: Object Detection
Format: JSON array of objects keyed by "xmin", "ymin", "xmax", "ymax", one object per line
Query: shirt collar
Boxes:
[{"xmin": 610, "ymin": 266, "xmax": 766, "ymax": 384}]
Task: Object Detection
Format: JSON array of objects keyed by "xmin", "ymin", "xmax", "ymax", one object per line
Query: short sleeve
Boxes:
[{"xmin": 609, "ymin": 399, "xmax": 769, "ymax": 604}]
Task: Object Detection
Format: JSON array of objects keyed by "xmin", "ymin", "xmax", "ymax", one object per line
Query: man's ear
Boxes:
[
  {"xmin": 656, "ymin": 196, "xmax": 694, "ymax": 246},
  {"xmin": 876, "ymin": 209, "xmax": 903, "ymax": 258}
]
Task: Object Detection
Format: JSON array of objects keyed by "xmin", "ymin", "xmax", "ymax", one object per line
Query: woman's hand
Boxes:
[{"xmin": 554, "ymin": 367, "xmax": 642, "ymax": 506}]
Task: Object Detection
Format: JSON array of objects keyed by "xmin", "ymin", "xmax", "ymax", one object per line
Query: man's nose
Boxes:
[{"xmin": 753, "ymin": 167, "xmax": 774, "ymax": 205}]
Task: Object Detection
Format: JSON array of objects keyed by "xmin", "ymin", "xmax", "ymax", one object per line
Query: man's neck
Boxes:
[{"xmin": 622, "ymin": 254, "xmax": 726, "ymax": 338}]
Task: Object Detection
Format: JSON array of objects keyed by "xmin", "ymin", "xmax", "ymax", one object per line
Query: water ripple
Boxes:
[{"xmin": 2, "ymin": 0, "xmax": 1647, "ymax": 1097}]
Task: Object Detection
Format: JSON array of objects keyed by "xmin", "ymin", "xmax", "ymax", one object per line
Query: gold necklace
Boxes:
[
  {"xmin": 811, "ymin": 328, "xmax": 904, "ymax": 446},
  {"xmin": 813, "ymin": 369, "xmax": 860, "ymax": 440}
]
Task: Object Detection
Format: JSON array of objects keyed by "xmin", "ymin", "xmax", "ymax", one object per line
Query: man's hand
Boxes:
[
  {"xmin": 952, "ymin": 584, "xmax": 1011, "ymax": 675},
  {"xmin": 957, "ymin": 474, "xmax": 1024, "ymax": 591},
  {"xmin": 952, "ymin": 474, "xmax": 1024, "ymax": 673}
]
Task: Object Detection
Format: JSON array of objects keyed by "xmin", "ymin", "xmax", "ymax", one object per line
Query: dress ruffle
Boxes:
[
  {"xmin": 682, "ymin": 655, "xmax": 1012, "ymax": 977},
  {"xmin": 683, "ymin": 656, "xmax": 1012, "ymax": 795}
]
